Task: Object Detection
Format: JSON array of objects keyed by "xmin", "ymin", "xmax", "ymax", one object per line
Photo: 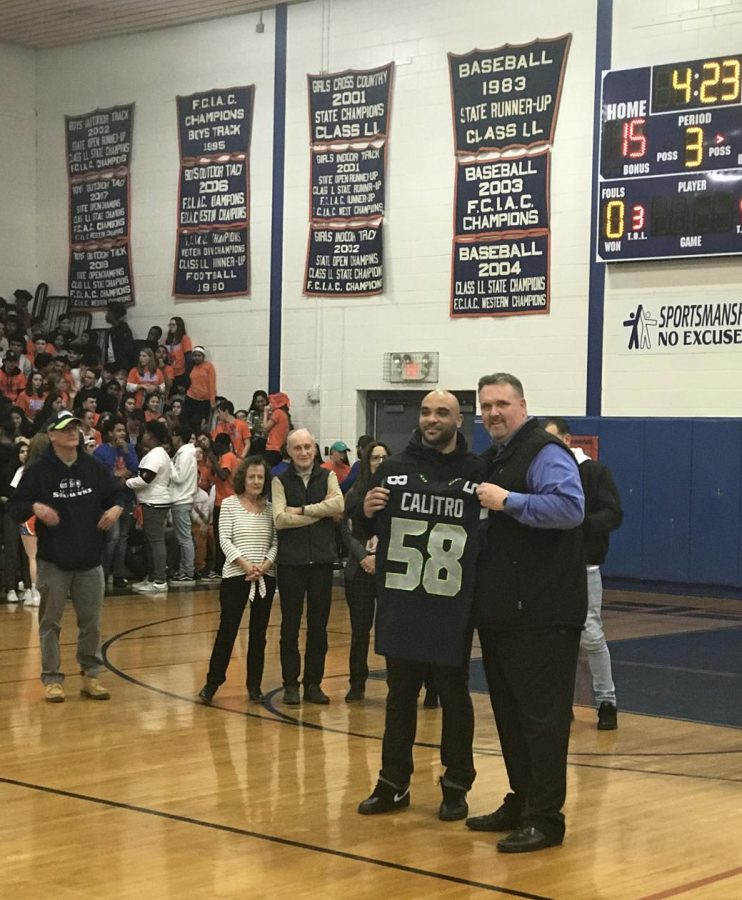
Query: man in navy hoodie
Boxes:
[
  {"xmin": 8, "ymin": 410, "xmax": 125, "ymax": 702},
  {"xmin": 357, "ymin": 391, "xmax": 484, "ymax": 822}
]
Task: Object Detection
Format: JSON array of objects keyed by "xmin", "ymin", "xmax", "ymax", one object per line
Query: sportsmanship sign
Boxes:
[
  {"xmin": 305, "ymin": 64, "xmax": 393, "ymax": 296},
  {"xmin": 448, "ymin": 36, "xmax": 570, "ymax": 318},
  {"xmin": 174, "ymin": 86, "xmax": 254, "ymax": 298},
  {"xmin": 65, "ymin": 104, "xmax": 134, "ymax": 307}
]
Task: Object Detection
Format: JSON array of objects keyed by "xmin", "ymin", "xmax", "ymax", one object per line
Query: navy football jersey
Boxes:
[{"xmin": 374, "ymin": 472, "xmax": 483, "ymax": 666}]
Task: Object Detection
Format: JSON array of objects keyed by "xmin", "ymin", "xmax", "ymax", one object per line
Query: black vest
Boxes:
[
  {"xmin": 474, "ymin": 418, "xmax": 587, "ymax": 630},
  {"xmin": 276, "ymin": 463, "xmax": 337, "ymax": 565}
]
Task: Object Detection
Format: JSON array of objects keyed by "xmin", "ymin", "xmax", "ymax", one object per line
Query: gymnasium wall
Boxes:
[
  {"xmin": 8, "ymin": 0, "xmax": 742, "ymax": 590},
  {"xmin": 33, "ymin": 12, "xmax": 279, "ymax": 405},
  {"xmin": 0, "ymin": 40, "xmax": 37, "ymax": 301},
  {"xmin": 24, "ymin": 1, "xmax": 742, "ymax": 429},
  {"xmin": 604, "ymin": 0, "xmax": 742, "ymax": 417}
]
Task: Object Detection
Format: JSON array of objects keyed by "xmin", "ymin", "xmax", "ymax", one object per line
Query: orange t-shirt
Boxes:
[
  {"xmin": 211, "ymin": 419, "xmax": 252, "ymax": 457},
  {"xmin": 266, "ymin": 407, "xmax": 289, "ymax": 452},
  {"xmin": 186, "ymin": 361, "xmax": 216, "ymax": 404},
  {"xmin": 127, "ymin": 368, "xmax": 164, "ymax": 408},
  {"xmin": 163, "ymin": 336, "xmax": 192, "ymax": 377},
  {"xmin": 321, "ymin": 458, "xmax": 351, "ymax": 483},
  {"xmin": 17, "ymin": 390, "xmax": 48, "ymax": 420},
  {"xmin": 214, "ymin": 451, "xmax": 240, "ymax": 507}
]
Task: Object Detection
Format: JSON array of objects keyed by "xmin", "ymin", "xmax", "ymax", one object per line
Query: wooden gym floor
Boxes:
[{"xmin": 2, "ymin": 583, "xmax": 742, "ymax": 899}]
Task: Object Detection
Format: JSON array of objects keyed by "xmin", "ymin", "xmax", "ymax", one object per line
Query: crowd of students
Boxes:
[{"xmin": 0, "ymin": 293, "xmax": 300, "ymax": 601}]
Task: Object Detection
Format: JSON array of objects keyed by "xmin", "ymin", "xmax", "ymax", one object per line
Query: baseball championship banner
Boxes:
[
  {"xmin": 448, "ymin": 36, "xmax": 570, "ymax": 318},
  {"xmin": 65, "ymin": 104, "xmax": 134, "ymax": 307},
  {"xmin": 174, "ymin": 86, "xmax": 254, "ymax": 298},
  {"xmin": 305, "ymin": 64, "xmax": 393, "ymax": 296}
]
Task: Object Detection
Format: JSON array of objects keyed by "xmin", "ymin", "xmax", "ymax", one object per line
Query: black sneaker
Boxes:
[
  {"xmin": 358, "ymin": 780, "xmax": 410, "ymax": 815},
  {"xmin": 198, "ymin": 685, "xmax": 216, "ymax": 705},
  {"xmin": 283, "ymin": 685, "xmax": 301, "ymax": 706},
  {"xmin": 345, "ymin": 685, "xmax": 365, "ymax": 703},
  {"xmin": 248, "ymin": 687, "xmax": 264, "ymax": 703},
  {"xmin": 112, "ymin": 576, "xmax": 130, "ymax": 589},
  {"xmin": 438, "ymin": 778, "xmax": 468, "ymax": 821},
  {"xmin": 597, "ymin": 702, "xmax": 618, "ymax": 730}
]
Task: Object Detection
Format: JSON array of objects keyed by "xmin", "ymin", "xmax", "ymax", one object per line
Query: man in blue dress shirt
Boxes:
[{"xmin": 467, "ymin": 373, "xmax": 587, "ymax": 853}]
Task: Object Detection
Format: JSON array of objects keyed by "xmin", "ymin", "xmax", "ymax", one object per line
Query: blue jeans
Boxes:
[
  {"xmin": 171, "ymin": 503, "xmax": 195, "ymax": 578},
  {"xmin": 580, "ymin": 566, "xmax": 616, "ymax": 705}
]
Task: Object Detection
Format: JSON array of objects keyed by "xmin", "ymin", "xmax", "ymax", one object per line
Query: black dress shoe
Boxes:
[
  {"xmin": 497, "ymin": 825, "xmax": 562, "ymax": 853},
  {"xmin": 345, "ymin": 686, "xmax": 365, "ymax": 702},
  {"xmin": 248, "ymin": 688, "xmax": 264, "ymax": 703},
  {"xmin": 304, "ymin": 684, "xmax": 330, "ymax": 704},
  {"xmin": 358, "ymin": 780, "xmax": 410, "ymax": 815},
  {"xmin": 198, "ymin": 685, "xmax": 216, "ymax": 705},
  {"xmin": 466, "ymin": 804, "xmax": 522, "ymax": 832},
  {"xmin": 597, "ymin": 701, "xmax": 618, "ymax": 730}
]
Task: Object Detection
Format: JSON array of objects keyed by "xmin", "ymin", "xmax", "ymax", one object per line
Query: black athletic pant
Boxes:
[{"xmin": 380, "ymin": 656, "xmax": 475, "ymax": 790}]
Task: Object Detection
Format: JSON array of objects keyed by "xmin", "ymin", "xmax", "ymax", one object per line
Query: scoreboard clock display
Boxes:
[{"xmin": 597, "ymin": 54, "xmax": 742, "ymax": 261}]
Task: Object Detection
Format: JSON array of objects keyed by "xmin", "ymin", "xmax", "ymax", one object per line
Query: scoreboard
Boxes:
[{"xmin": 596, "ymin": 54, "xmax": 742, "ymax": 262}]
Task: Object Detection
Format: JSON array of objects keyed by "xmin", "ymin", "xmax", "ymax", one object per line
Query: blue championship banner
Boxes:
[
  {"xmin": 70, "ymin": 173, "xmax": 129, "ymax": 243},
  {"xmin": 305, "ymin": 64, "xmax": 393, "ymax": 297},
  {"xmin": 304, "ymin": 222, "xmax": 383, "ymax": 296},
  {"xmin": 66, "ymin": 104, "xmax": 133, "ymax": 175},
  {"xmin": 311, "ymin": 146, "xmax": 385, "ymax": 220},
  {"xmin": 309, "ymin": 64, "xmax": 393, "ymax": 144},
  {"xmin": 66, "ymin": 104, "xmax": 135, "ymax": 307},
  {"xmin": 174, "ymin": 228, "xmax": 249, "ymax": 296},
  {"xmin": 451, "ymin": 233, "xmax": 549, "ymax": 317},
  {"xmin": 177, "ymin": 86, "xmax": 254, "ymax": 157},
  {"xmin": 174, "ymin": 85, "xmax": 254, "ymax": 298},
  {"xmin": 449, "ymin": 35, "xmax": 571, "ymax": 154},
  {"xmin": 69, "ymin": 243, "xmax": 133, "ymax": 308},
  {"xmin": 455, "ymin": 150, "xmax": 550, "ymax": 236}
]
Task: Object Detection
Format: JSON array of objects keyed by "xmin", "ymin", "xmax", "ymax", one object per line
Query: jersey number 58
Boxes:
[{"xmin": 385, "ymin": 517, "xmax": 466, "ymax": 598}]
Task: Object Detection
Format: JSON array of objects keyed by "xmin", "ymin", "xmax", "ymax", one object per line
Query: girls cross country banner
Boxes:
[
  {"xmin": 448, "ymin": 36, "xmax": 570, "ymax": 318},
  {"xmin": 173, "ymin": 85, "xmax": 254, "ymax": 298},
  {"xmin": 66, "ymin": 103, "xmax": 135, "ymax": 308},
  {"xmin": 304, "ymin": 64, "xmax": 393, "ymax": 297}
]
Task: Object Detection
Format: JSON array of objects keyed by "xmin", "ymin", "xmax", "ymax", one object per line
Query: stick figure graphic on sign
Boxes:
[{"xmin": 624, "ymin": 304, "xmax": 657, "ymax": 350}]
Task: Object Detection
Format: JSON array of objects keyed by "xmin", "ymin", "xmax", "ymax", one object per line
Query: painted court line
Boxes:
[
  {"xmin": 637, "ymin": 865, "xmax": 742, "ymax": 899},
  {"xmin": 0, "ymin": 776, "xmax": 551, "ymax": 900}
]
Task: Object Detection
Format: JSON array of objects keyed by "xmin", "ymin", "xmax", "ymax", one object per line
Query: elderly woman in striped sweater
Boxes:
[{"xmin": 199, "ymin": 455, "xmax": 277, "ymax": 705}]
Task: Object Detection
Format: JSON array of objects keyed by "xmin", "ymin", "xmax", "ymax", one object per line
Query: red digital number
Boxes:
[
  {"xmin": 622, "ymin": 118, "xmax": 647, "ymax": 158},
  {"xmin": 631, "ymin": 204, "xmax": 646, "ymax": 230}
]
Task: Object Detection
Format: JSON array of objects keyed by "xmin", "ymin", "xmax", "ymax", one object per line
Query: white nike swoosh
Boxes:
[{"xmin": 393, "ymin": 789, "xmax": 409, "ymax": 803}]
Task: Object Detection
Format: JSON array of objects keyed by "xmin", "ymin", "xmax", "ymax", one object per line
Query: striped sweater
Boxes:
[{"xmin": 218, "ymin": 495, "xmax": 278, "ymax": 582}]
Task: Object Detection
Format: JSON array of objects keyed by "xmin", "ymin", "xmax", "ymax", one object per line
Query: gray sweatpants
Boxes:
[{"xmin": 37, "ymin": 559, "xmax": 105, "ymax": 684}]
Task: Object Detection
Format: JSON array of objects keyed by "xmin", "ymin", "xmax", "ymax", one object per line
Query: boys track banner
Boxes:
[
  {"xmin": 174, "ymin": 85, "xmax": 254, "ymax": 298},
  {"xmin": 448, "ymin": 36, "xmax": 570, "ymax": 318},
  {"xmin": 304, "ymin": 64, "xmax": 393, "ymax": 297},
  {"xmin": 66, "ymin": 104, "xmax": 135, "ymax": 308}
]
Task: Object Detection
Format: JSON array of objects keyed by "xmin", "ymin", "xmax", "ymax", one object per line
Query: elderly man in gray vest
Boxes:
[{"xmin": 272, "ymin": 428, "xmax": 344, "ymax": 706}]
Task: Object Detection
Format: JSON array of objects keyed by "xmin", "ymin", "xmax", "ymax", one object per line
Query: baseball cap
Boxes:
[
  {"xmin": 45, "ymin": 410, "xmax": 82, "ymax": 432},
  {"xmin": 330, "ymin": 441, "xmax": 350, "ymax": 453}
]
